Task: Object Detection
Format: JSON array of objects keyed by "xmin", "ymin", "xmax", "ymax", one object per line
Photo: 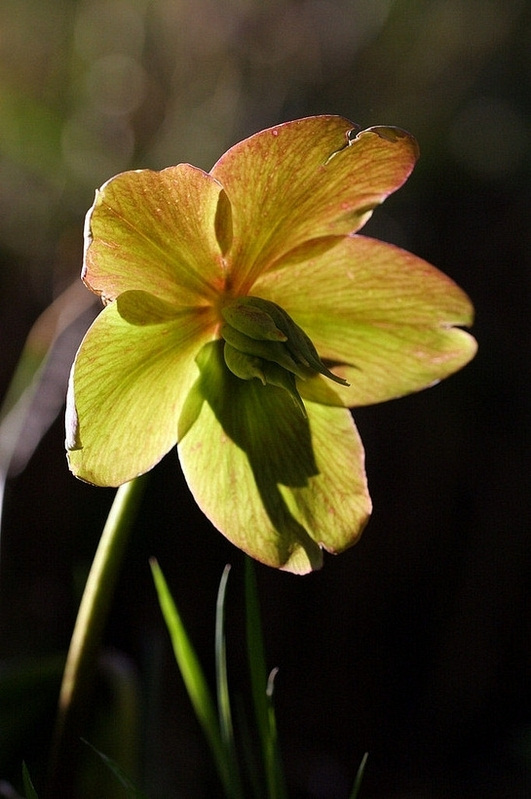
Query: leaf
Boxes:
[
  {"xmin": 22, "ymin": 762, "xmax": 39, "ymax": 799},
  {"xmin": 215, "ymin": 566, "xmax": 243, "ymax": 797},
  {"xmin": 149, "ymin": 560, "xmax": 233, "ymax": 795},
  {"xmin": 245, "ymin": 559, "xmax": 287, "ymax": 799},
  {"xmin": 82, "ymin": 739, "xmax": 149, "ymax": 799},
  {"xmin": 349, "ymin": 752, "xmax": 369, "ymax": 799}
]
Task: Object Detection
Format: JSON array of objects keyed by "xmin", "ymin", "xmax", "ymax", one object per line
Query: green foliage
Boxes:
[
  {"xmin": 81, "ymin": 740, "xmax": 149, "ymax": 799},
  {"xmin": 150, "ymin": 559, "xmax": 234, "ymax": 796},
  {"xmin": 215, "ymin": 565, "xmax": 244, "ymax": 797},
  {"xmin": 348, "ymin": 752, "xmax": 369, "ymax": 799},
  {"xmin": 22, "ymin": 762, "xmax": 39, "ymax": 799},
  {"xmin": 244, "ymin": 559, "xmax": 287, "ymax": 799},
  {"xmin": 150, "ymin": 558, "xmax": 289, "ymax": 799},
  {"xmin": 151, "ymin": 557, "xmax": 369, "ymax": 799}
]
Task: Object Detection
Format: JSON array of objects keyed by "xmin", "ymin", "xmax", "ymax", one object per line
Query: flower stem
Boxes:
[{"xmin": 46, "ymin": 475, "xmax": 147, "ymax": 797}]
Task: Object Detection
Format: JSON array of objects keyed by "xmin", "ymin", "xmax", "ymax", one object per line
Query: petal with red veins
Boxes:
[
  {"xmin": 178, "ymin": 341, "xmax": 371, "ymax": 574},
  {"xmin": 211, "ymin": 116, "xmax": 419, "ymax": 292},
  {"xmin": 255, "ymin": 235, "xmax": 477, "ymax": 406},
  {"xmin": 66, "ymin": 291, "xmax": 217, "ymax": 485},
  {"xmin": 84, "ymin": 165, "xmax": 227, "ymax": 306}
]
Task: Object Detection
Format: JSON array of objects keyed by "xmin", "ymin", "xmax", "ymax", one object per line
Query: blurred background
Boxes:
[{"xmin": 0, "ymin": 0, "xmax": 529, "ymax": 796}]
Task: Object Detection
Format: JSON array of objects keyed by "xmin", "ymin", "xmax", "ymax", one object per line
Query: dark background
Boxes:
[{"xmin": 0, "ymin": 1, "xmax": 529, "ymax": 797}]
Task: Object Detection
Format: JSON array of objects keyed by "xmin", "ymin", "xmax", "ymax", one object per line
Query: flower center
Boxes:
[{"xmin": 220, "ymin": 296, "xmax": 348, "ymax": 415}]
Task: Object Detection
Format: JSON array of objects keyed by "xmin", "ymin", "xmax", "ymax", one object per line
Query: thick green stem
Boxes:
[{"xmin": 46, "ymin": 475, "xmax": 147, "ymax": 797}]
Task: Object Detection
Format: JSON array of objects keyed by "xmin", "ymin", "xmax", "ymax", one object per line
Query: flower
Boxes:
[{"xmin": 66, "ymin": 116, "xmax": 476, "ymax": 574}]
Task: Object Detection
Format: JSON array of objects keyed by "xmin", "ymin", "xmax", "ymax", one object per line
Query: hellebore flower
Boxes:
[{"xmin": 66, "ymin": 116, "xmax": 476, "ymax": 574}]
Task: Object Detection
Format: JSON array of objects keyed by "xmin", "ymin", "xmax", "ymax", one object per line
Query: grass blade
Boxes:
[
  {"xmin": 22, "ymin": 762, "xmax": 39, "ymax": 799},
  {"xmin": 348, "ymin": 752, "xmax": 369, "ymax": 799},
  {"xmin": 149, "ymin": 559, "xmax": 232, "ymax": 796},
  {"xmin": 215, "ymin": 565, "xmax": 233, "ymax": 749},
  {"xmin": 244, "ymin": 558, "xmax": 287, "ymax": 799},
  {"xmin": 215, "ymin": 565, "xmax": 243, "ymax": 798},
  {"xmin": 82, "ymin": 739, "xmax": 149, "ymax": 799}
]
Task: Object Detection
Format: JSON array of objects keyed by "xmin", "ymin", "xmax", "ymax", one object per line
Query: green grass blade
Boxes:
[
  {"xmin": 22, "ymin": 762, "xmax": 39, "ymax": 799},
  {"xmin": 234, "ymin": 695, "xmax": 266, "ymax": 799},
  {"xmin": 244, "ymin": 558, "xmax": 287, "ymax": 799},
  {"xmin": 215, "ymin": 565, "xmax": 243, "ymax": 798},
  {"xmin": 264, "ymin": 669, "xmax": 287, "ymax": 799},
  {"xmin": 215, "ymin": 565, "xmax": 233, "ymax": 749},
  {"xmin": 149, "ymin": 559, "xmax": 232, "ymax": 796},
  {"xmin": 82, "ymin": 739, "xmax": 149, "ymax": 798},
  {"xmin": 348, "ymin": 752, "xmax": 369, "ymax": 799}
]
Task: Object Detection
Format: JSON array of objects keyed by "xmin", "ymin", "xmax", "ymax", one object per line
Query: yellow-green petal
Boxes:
[
  {"xmin": 178, "ymin": 341, "xmax": 370, "ymax": 574},
  {"xmin": 83, "ymin": 164, "xmax": 227, "ymax": 306},
  {"xmin": 210, "ymin": 116, "xmax": 418, "ymax": 293},
  {"xmin": 255, "ymin": 235, "xmax": 477, "ymax": 406},
  {"xmin": 66, "ymin": 291, "xmax": 217, "ymax": 485}
]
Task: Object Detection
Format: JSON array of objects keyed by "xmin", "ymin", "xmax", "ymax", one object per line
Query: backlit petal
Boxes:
[
  {"xmin": 178, "ymin": 341, "xmax": 371, "ymax": 574},
  {"xmin": 83, "ymin": 165, "xmax": 227, "ymax": 306},
  {"xmin": 210, "ymin": 116, "xmax": 418, "ymax": 292},
  {"xmin": 66, "ymin": 291, "xmax": 217, "ymax": 485},
  {"xmin": 255, "ymin": 235, "xmax": 477, "ymax": 406}
]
